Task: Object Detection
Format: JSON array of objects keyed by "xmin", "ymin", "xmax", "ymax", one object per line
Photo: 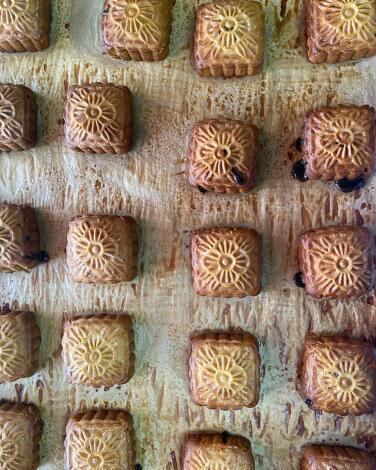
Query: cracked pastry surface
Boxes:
[
  {"xmin": 189, "ymin": 333, "xmax": 260, "ymax": 409},
  {"xmin": 301, "ymin": 445, "xmax": 376, "ymax": 469},
  {"xmin": 62, "ymin": 315, "xmax": 134, "ymax": 388},
  {"xmin": 300, "ymin": 336, "xmax": 376, "ymax": 415},
  {"xmin": 298, "ymin": 225, "xmax": 375, "ymax": 299},
  {"xmin": 64, "ymin": 83, "xmax": 133, "ymax": 154},
  {"xmin": 188, "ymin": 119, "xmax": 259, "ymax": 193}
]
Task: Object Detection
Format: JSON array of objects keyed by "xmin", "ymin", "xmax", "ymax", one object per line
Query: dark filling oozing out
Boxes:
[
  {"xmin": 198, "ymin": 185, "xmax": 208, "ymax": 193},
  {"xmin": 25, "ymin": 251, "xmax": 50, "ymax": 263},
  {"xmin": 291, "ymin": 160, "xmax": 308, "ymax": 182},
  {"xmin": 335, "ymin": 174, "xmax": 366, "ymax": 193},
  {"xmin": 221, "ymin": 431, "xmax": 229, "ymax": 444},
  {"xmin": 294, "ymin": 272, "xmax": 305, "ymax": 288},
  {"xmin": 231, "ymin": 168, "xmax": 246, "ymax": 186},
  {"xmin": 304, "ymin": 397, "xmax": 313, "ymax": 408}
]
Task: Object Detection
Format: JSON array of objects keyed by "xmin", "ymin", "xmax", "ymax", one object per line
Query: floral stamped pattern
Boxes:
[
  {"xmin": 0, "ymin": 0, "xmax": 34, "ymax": 34},
  {"xmin": 0, "ymin": 205, "xmax": 21, "ymax": 268},
  {"xmin": 0, "ymin": 86, "xmax": 23, "ymax": 143},
  {"xmin": 0, "ymin": 319, "xmax": 24, "ymax": 380},
  {"xmin": 0, "ymin": 418, "xmax": 27, "ymax": 469}
]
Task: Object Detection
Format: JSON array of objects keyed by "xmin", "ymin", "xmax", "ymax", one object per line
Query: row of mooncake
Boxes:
[
  {"xmin": 1, "ymin": 83, "xmax": 375, "ymax": 193},
  {"xmin": 0, "ymin": 312, "xmax": 375, "ymax": 417},
  {"xmin": 1, "ymin": 401, "xmax": 374, "ymax": 469},
  {"xmin": 2, "ymin": 0, "xmax": 376, "ymax": 73},
  {"xmin": 0, "ymin": 204, "xmax": 375, "ymax": 299}
]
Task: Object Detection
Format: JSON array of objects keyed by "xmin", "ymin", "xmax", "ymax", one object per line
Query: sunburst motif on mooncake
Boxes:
[
  {"xmin": 188, "ymin": 119, "xmax": 259, "ymax": 193},
  {"xmin": 300, "ymin": 336, "xmax": 376, "ymax": 415},
  {"xmin": 298, "ymin": 225, "xmax": 375, "ymax": 300},
  {"xmin": 189, "ymin": 333, "xmax": 260, "ymax": 409},
  {"xmin": 65, "ymin": 410, "xmax": 134, "ymax": 470},
  {"xmin": 66, "ymin": 215, "xmax": 138, "ymax": 284},
  {"xmin": 0, "ymin": 0, "xmax": 51, "ymax": 52},
  {"xmin": 102, "ymin": 0, "xmax": 174, "ymax": 61},
  {"xmin": 306, "ymin": 0, "xmax": 376, "ymax": 63},
  {"xmin": 301, "ymin": 445, "xmax": 376, "ymax": 469},
  {"xmin": 183, "ymin": 433, "xmax": 255, "ymax": 470},
  {"xmin": 193, "ymin": 0, "xmax": 265, "ymax": 77}
]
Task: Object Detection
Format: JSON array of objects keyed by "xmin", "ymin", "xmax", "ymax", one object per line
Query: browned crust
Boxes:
[
  {"xmin": 189, "ymin": 332, "xmax": 260, "ymax": 410},
  {"xmin": 193, "ymin": 0, "xmax": 265, "ymax": 77},
  {"xmin": 65, "ymin": 410, "xmax": 135, "ymax": 469},
  {"xmin": 187, "ymin": 119, "xmax": 259, "ymax": 193},
  {"xmin": 0, "ymin": 401, "xmax": 42, "ymax": 470},
  {"xmin": 298, "ymin": 225, "xmax": 375, "ymax": 300},
  {"xmin": 306, "ymin": 0, "xmax": 376, "ymax": 64},
  {"xmin": 0, "ymin": 0, "xmax": 51, "ymax": 53},
  {"xmin": 101, "ymin": 0, "xmax": 174, "ymax": 61},
  {"xmin": 301, "ymin": 445, "xmax": 376, "ymax": 468},
  {"xmin": 62, "ymin": 314, "xmax": 135, "ymax": 388},
  {"xmin": 66, "ymin": 215, "xmax": 138, "ymax": 284},
  {"xmin": 299, "ymin": 336, "xmax": 376, "ymax": 416},
  {"xmin": 191, "ymin": 227, "xmax": 262, "ymax": 297},
  {"xmin": 184, "ymin": 433, "xmax": 255, "ymax": 469},
  {"xmin": 302, "ymin": 105, "xmax": 376, "ymax": 181},
  {"xmin": 0, "ymin": 84, "xmax": 37, "ymax": 151},
  {"xmin": 64, "ymin": 83, "xmax": 133, "ymax": 154}
]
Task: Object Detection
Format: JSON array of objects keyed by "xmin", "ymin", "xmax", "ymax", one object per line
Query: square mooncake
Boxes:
[
  {"xmin": 0, "ymin": 203, "xmax": 42, "ymax": 272},
  {"xmin": 101, "ymin": 0, "xmax": 174, "ymax": 61},
  {"xmin": 300, "ymin": 336, "xmax": 376, "ymax": 415},
  {"xmin": 0, "ymin": 84, "xmax": 37, "ymax": 151},
  {"xmin": 191, "ymin": 227, "xmax": 262, "ymax": 297},
  {"xmin": 62, "ymin": 315, "xmax": 135, "ymax": 388},
  {"xmin": 66, "ymin": 215, "xmax": 138, "ymax": 284},
  {"xmin": 0, "ymin": 0, "xmax": 51, "ymax": 52},
  {"xmin": 306, "ymin": 0, "xmax": 376, "ymax": 64},
  {"xmin": 184, "ymin": 433, "xmax": 255, "ymax": 470},
  {"xmin": 0, "ymin": 311, "xmax": 40, "ymax": 383},
  {"xmin": 193, "ymin": 0, "xmax": 265, "ymax": 77},
  {"xmin": 298, "ymin": 225, "xmax": 375, "ymax": 300},
  {"xmin": 301, "ymin": 445, "xmax": 376, "ymax": 469},
  {"xmin": 189, "ymin": 333, "xmax": 260, "ymax": 409},
  {"xmin": 65, "ymin": 410, "xmax": 134, "ymax": 470},
  {"xmin": 302, "ymin": 106, "xmax": 376, "ymax": 181},
  {"xmin": 64, "ymin": 83, "xmax": 133, "ymax": 154},
  {"xmin": 188, "ymin": 119, "xmax": 259, "ymax": 193},
  {"xmin": 0, "ymin": 401, "xmax": 41, "ymax": 470}
]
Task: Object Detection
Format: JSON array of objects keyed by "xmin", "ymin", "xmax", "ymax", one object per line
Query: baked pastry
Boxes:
[
  {"xmin": 0, "ymin": 0, "xmax": 51, "ymax": 52},
  {"xmin": 184, "ymin": 433, "xmax": 255, "ymax": 469},
  {"xmin": 188, "ymin": 119, "xmax": 259, "ymax": 193},
  {"xmin": 0, "ymin": 203, "xmax": 46, "ymax": 272},
  {"xmin": 296, "ymin": 225, "xmax": 375, "ymax": 300},
  {"xmin": 102, "ymin": 0, "xmax": 174, "ymax": 61},
  {"xmin": 191, "ymin": 227, "xmax": 262, "ymax": 297},
  {"xmin": 189, "ymin": 333, "xmax": 260, "ymax": 409},
  {"xmin": 0, "ymin": 401, "xmax": 41, "ymax": 470},
  {"xmin": 62, "ymin": 315, "xmax": 135, "ymax": 387},
  {"xmin": 64, "ymin": 83, "xmax": 133, "ymax": 154},
  {"xmin": 65, "ymin": 410, "xmax": 134, "ymax": 469},
  {"xmin": 306, "ymin": 0, "xmax": 376, "ymax": 64},
  {"xmin": 301, "ymin": 445, "xmax": 376, "ymax": 469},
  {"xmin": 0, "ymin": 310, "xmax": 40, "ymax": 382},
  {"xmin": 66, "ymin": 215, "xmax": 138, "ymax": 284},
  {"xmin": 193, "ymin": 0, "xmax": 265, "ymax": 77},
  {"xmin": 0, "ymin": 84, "xmax": 37, "ymax": 151},
  {"xmin": 300, "ymin": 336, "xmax": 376, "ymax": 415},
  {"xmin": 291, "ymin": 105, "xmax": 376, "ymax": 192}
]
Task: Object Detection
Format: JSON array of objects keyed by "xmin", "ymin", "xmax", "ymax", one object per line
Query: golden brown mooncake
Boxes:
[
  {"xmin": 64, "ymin": 83, "xmax": 133, "ymax": 154},
  {"xmin": 66, "ymin": 215, "xmax": 138, "ymax": 284},
  {"xmin": 301, "ymin": 445, "xmax": 376, "ymax": 469},
  {"xmin": 184, "ymin": 433, "xmax": 255, "ymax": 470},
  {"xmin": 191, "ymin": 227, "xmax": 262, "ymax": 297},
  {"xmin": 189, "ymin": 333, "xmax": 260, "ymax": 409},
  {"xmin": 0, "ymin": 84, "xmax": 37, "ymax": 151},
  {"xmin": 101, "ymin": 0, "xmax": 174, "ymax": 61},
  {"xmin": 193, "ymin": 0, "xmax": 265, "ymax": 78},
  {"xmin": 298, "ymin": 225, "xmax": 375, "ymax": 300},
  {"xmin": 188, "ymin": 119, "xmax": 259, "ymax": 193},
  {"xmin": 300, "ymin": 336, "xmax": 376, "ymax": 416},
  {"xmin": 0, "ymin": 311, "xmax": 40, "ymax": 383},
  {"xmin": 306, "ymin": 0, "xmax": 376, "ymax": 64},
  {"xmin": 0, "ymin": 401, "xmax": 41, "ymax": 470},
  {"xmin": 65, "ymin": 410, "xmax": 134, "ymax": 470},
  {"xmin": 62, "ymin": 315, "xmax": 135, "ymax": 388},
  {"xmin": 302, "ymin": 105, "xmax": 376, "ymax": 181},
  {"xmin": 0, "ymin": 0, "xmax": 51, "ymax": 52},
  {"xmin": 0, "ymin": 203, "xmax": 42, "ymax": 272}
]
